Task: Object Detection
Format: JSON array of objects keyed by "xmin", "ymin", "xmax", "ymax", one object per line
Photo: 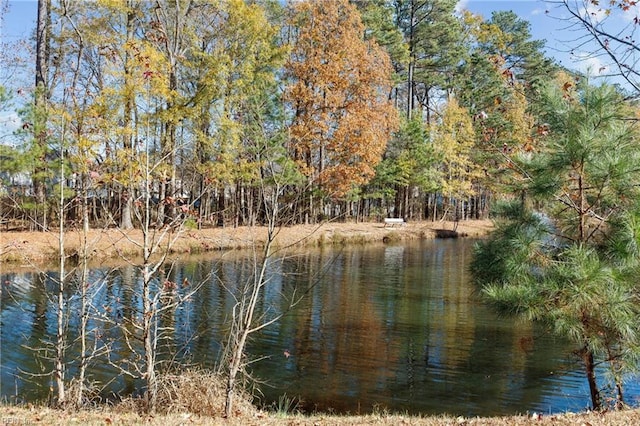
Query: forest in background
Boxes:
[
  {"xmin": 5, "ymin": 0, "xmax": 640, "ymax": 415},
  {"xmin": 0, "ymin": 0, "xmax": 634, "ymax": 232}
]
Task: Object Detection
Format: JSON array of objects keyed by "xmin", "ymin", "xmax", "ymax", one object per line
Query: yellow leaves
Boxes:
[
  {"xmin": 96, "ymin": 0, "xmax": 128, "ymax": 9},
  {"xmin": 123, "ymin": 41, "xmax": 172, "ymax": 99},
  {"xmin": 554, "ymin": 70, "xmax": 580, "ymax": 103},
  {"xmin": 478, "ymin": 22, "xmax": 511, "ymax": 53},
  {"xmin": 198, "ymin": 152, "xmax": 259, "ymax": 188},
  {"xmin": 462, "ymin": 10, "xmax": 483, "ymax": 30},
  {"xmin": 432, "ymin": 97, "xmax": 482, "ymax": 199},
  {"xmin": 501, "ymin": 84, "xmax": 535, "ymax": 148},
  {"xmin": 219, "ymin": 0, "xmax": 284, "ymax": 88},
  {"xmin": 102, "ymin": 147, "xmax": 145, "ymax": 187}
]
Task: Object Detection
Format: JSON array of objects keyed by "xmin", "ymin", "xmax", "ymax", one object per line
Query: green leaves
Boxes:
[{"xmin": 472, "ymin": 80, "xmax": 640, "ymax": 410}]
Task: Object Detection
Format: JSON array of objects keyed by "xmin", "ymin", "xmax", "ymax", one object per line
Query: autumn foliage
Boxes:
[
  {"xmin": 285, "ymin": 0, "xmax": 398, "ymax": 198},
  {"xmin": 2, "ymin": 0, "xmax": 623, "ymax": 229}
]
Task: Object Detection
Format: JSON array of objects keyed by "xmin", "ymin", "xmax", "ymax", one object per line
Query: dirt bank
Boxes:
[{"xmin": 0, "ymin": 220, "xmax": 492, "ymax": 269}]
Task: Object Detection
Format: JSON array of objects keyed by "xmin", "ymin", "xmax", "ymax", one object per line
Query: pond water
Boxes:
[{"xmin": 1, "ymin": 238, "xmax": 636, "ymax": 416}]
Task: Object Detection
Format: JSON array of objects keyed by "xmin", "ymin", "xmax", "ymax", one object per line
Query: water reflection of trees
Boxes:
[
  {"xmin": 1, "ymin": 241, "xmax": 581, "ymax": 415},
  {"xmin": 249, "ymin": 240, "xmax": 576, "ymax": 415}
]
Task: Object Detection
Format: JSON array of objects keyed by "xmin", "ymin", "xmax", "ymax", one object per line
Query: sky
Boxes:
[
  {"xmin": 0, "ymin": 0, "xmax": 636, "ymax": 141},
  {"xmin": 460, "ymin": 0, "xmax": 640, "ymax": 84},
  {"xmin": 1, "ymin": 0, "xmax": 37, "ymax": 143},
  {"xmin": 3, "ymin": 0, "xmax": 635, "ymax": 76},
  {"xmin": 0, "ymin": 1, "xmax": 594, "ymax": 69},
  {"xmin": 460, "ymin": 0, "xmax": 606, "ymax": 75}
]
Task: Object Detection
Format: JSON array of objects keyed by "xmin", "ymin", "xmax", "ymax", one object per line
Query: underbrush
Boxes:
[{"xmin": 153, "ymin": 369, "xmax": 255, "ymax": 418}]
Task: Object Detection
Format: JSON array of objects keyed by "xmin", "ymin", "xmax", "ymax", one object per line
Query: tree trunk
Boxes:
[
  {"xmin": 217, "ymin": 188, "xmax": 225, "ymax": 227},
  {"xmin": 582, "ymin": 346, "xmax": 601, "ymax": 410},
  {"xmin": 121, "ymin": 193, "xmax": 134, "ymax": 229},
  {"xmin": 157, "ymin": 181, "xmax": 167, "ymax": 227},
  {"xmin": 77, "ymin": 173, "xmax": 91, "ymax": 406},
  {"xmin": 120, "ymin": 2, "xmax": 136, "ymax": 230},
  {"xmin": 224, "ymin": 330, "xmax": 247, "ymax": 418},
  {"xmin": 406, "ymin": 1, "xmax": 415, "ymax": 120},
  {"xmin": 141, "ymin": 165, "xmax": 157, "ymax": 412},
  {"xmin": 143, "ymin": 263, "xmax": 157, "ymax": 412},
  {"xmin": 55, "ymin": 134, "xmax": 66, "ymax": 406},
  {"xmin": 34, "ymin": 0, "xmax": 50, "ymax": 231}
]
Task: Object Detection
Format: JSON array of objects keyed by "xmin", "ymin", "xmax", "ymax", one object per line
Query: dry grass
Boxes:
[
  {"xmin": 2, "ymin": 369, "xmax": 640, "ymax": 424},
  {"xmin": 154, "ymin": 370, "xmax": 256, "ymax": 418},
  {"xmin": 0, "ymin": 220, "xmax": 493, "ymax": 270},
  {"xmin": 2, "ymin": 404, "xmax": 640, "ymax": 425}
]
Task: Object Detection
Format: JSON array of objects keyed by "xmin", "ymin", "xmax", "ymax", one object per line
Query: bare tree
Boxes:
[
  {"xmin": 552, "ymin": 0, "xmax": 640, "ymax": 96},
  {"xmin": 53, "ymin": 98, "xmax": 68, "ymax": 407},
  {"xmin": 221, "ymin": 178, "xmax": 282, "ymax": 417},
  {"xmin": 219, "ymin": 120, "xmax": 313, "ymax": 416}
]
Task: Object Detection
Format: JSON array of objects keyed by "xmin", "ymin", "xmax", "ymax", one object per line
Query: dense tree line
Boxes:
[{"xmin": 0, "ymin": 0, "xmax": 568, "ymax": 230}]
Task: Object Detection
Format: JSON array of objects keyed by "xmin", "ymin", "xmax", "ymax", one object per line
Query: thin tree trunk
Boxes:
[
  {"xmin": 35, "ymin": 0, "xmax": 50, "ymax": 231},
  {"xmin": 157, "ymin": 182, "xmax": 166, "ymax": 227},
  {"xmin": 143, "ymin": 263, "xmax": 157, "ymax": 412},
  {"xmin": 615, "ymin": 379, "xmax": 624, "ymax": 409},
  {"xmin": 432, "ymin": 193, "xmax": 437, "ymax": 221},
  {"xmin": 142, "ymin": 153, "xmax": 157, "ymax": 412},
  {"xmin": 77, "ymin": 174, "xmax": 90, "ymax": 406},
  {"xmin": 120, "ymin": 2, "xmax": 136, "ymax": 230},
  {"xmin": 583, "ymin": 346, "xmax": 601, "ymax": 410},
  {"xmin": 406, "ymin": 4, "xmax": 415, "ymax": 120},
  {"xmin": 217, "ymin": 188, "xmax": 225, "ymax": 227},
  {"xmin": 578, "ymin": 170, "xmax": 585, "ymax": 242},
  {"xmin": 55, "ymin": 128, "xmax": 66, "ymax": 406}
]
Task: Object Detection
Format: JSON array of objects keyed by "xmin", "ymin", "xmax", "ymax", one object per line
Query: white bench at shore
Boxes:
[{"xmin": 384, "ymin": 218, "xmax": 406, "ymax": 227}]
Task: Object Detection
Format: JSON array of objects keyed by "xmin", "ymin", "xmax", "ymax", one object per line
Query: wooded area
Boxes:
[
  {"xmin": 0, "ymin": 0, "xmax": 563, "ymax": 231},
  {"xmin": 5, "ymin": 0, "xmax": 640, "ymax": 415}
]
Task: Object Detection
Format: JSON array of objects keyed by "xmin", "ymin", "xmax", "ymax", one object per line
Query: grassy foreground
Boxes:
[
  {"xmin": 1, "ymin": 370, "xmax": 639, "ymax": 426},
  {"xmin": 2, "ymin": 405, "xmax": 640, "ymax": 425}
]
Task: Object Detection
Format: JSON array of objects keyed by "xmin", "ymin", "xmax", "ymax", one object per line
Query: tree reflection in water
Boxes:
[{"xmin": 1, "ymin": 239, "xmax": 630, "ymax": 415}]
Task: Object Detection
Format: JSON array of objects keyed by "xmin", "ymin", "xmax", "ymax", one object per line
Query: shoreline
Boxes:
[
  {"xmin": 4, "ymin": 220, "xmax": 640, "ymax": 424},
  {"xmin": 0, "ymin": 219, "xmax": 493, "ymax": 270},
  {"xmin": 1, "ymin": 404, "xmax": 640, "ymax": 425}
]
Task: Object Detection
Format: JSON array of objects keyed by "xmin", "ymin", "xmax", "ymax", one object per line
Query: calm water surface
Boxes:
[{"xmin": 1, "ymin": 239, "xmax": 635, "ymax": 416}]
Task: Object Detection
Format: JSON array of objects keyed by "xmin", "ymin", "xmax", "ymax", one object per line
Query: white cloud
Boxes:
[
  {"xmin": 571, "ymin": 51, "xmax": 609, "ymax": 76},
  {"xmin": 455, "ymin": 0, "xmax": 470, "ymax": 15}
]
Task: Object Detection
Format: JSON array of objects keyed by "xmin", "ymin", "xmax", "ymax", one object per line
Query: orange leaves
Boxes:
[
  {"xmin": 285, "ymin": 0, "xmax": 398, "ymax": 198},
  {"xmin": 536, "ymin": 123, "xmax": 550, "ymax": 137},
  {"xmin": 595, "ymin": 1, "xmax": 638, "ymax": 12},
  {"xmin": 563, "ymin": 81, "xmax": 573, "ymax": 92},
  {"xmin": 619, "ymin": 0, "xmax": 638, "ymax": 11},
  {"xmin": 556, "ymin": 71, "xmax": 579, "ymax": 102}
]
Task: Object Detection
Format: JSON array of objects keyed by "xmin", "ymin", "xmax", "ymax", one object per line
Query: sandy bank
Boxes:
[{"xmin": 1, "ymin": 220, "xmax": 492, "ymax": 269}]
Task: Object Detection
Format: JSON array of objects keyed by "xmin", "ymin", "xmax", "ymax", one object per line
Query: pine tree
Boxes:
[
  {"xmin": 395, "ymin": 0, "xmax": 463, "ymax": 121},
  {"xmin": 471, "ymin": 81, "xmax": 640, "ymax": 411}
]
